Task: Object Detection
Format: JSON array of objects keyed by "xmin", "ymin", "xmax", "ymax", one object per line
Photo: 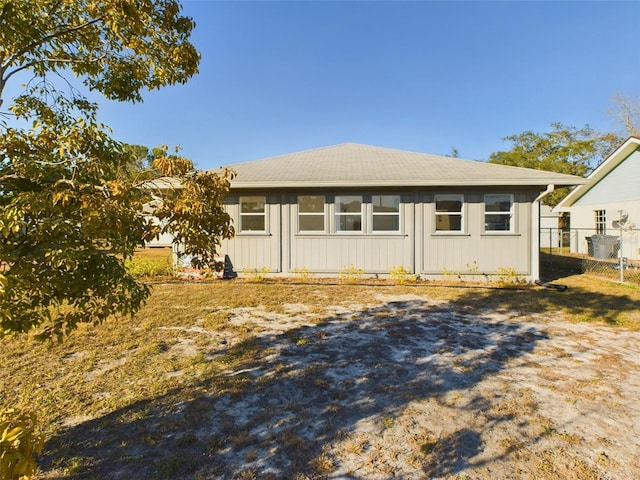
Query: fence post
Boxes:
[{"xmin": 619, "ymin": 225, "xmax": 624, "ymax": 283}]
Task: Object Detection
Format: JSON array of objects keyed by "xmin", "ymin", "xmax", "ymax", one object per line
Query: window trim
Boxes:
[
  {"xmin": 298, "ymin": 195, "xmax": 326, "ymax": 233},
  {"xmin": 434, "ymin": 194, "xmax": 464, "ymax": 233},
  {"xmin": 371, "ymin": 194, "xmax": 401, "ymax": 233},
  {"xmin": 594, "ymin": 210, "xmax": 606, "ymax": 234},
  {"xmin": 239, "ymin": 195, "xmax": 267, "ymax": 233},
  {"xmin": 483, "ymin": 193, "xmax": 514, "ymax": 233}
]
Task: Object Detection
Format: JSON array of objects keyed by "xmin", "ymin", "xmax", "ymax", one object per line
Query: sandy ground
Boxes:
[{"xmin": 41, "ymin": 292, "xmax": 640, "ymax": 479}]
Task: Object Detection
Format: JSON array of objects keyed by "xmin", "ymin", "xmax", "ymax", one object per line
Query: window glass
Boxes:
[
  {"xmin": 435, "ymin": 194, "xmax": 463, "ymax": 231},
  {"xmin": 594, "ymin": 210, "xmax": 606, "ymax": 234},
  {"xmin": 298, "ymin": 195, "xmax": 325, "ymax": 232},
  {"xmin": 484, "ymin": 194, "xmax": 513, "ymax": 232},
  {"xmin": 240, "ymin": 196, "xmax": 266, "ymax": 232},
  {"xmin": 372, "ymin": 195, "xmax": 400, "ymax": 232},
  {"xmin": 335, "ymin": 195, "xmax": 362, "ymax": 232}
]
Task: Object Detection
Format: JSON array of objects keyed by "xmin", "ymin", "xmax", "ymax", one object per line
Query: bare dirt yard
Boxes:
[{"xmin": 2, "ymin": 277, "xmax": 640, "ymax": 479}]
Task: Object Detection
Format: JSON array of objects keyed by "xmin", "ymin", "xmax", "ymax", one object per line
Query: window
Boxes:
[
  {"xmin": 434, "ymin": 194, "xmax": 463, "ymax": 231},
  {"xmin": 298, "ymin": 195, "xmax": 325, "ymax": 232},
  {"xmin": 595, "ymin": 210, "xmax": 606, "ymax": 234},
  {"xmin": 372, "ymin": 195, "xmax": 400, "ymax": 232},
  {"xmin": 239, "ymin": 196, "xmax": 266, "ymax": 232},
  {"xmin": 335, "ymin": 195, "xmax": 362, "ymax": 232},
  {"xmin": 484, "ymin": 194, "xmax": 513, "ymax": 232}
]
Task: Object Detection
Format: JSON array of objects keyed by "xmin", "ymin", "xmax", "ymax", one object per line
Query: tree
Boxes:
[
  {"xmin": 608, "ymin": 92, "xmax": 640, "ymax": 137},
  {"xmin": 0, "ymin": 0, "xmax": 234, "ymax": 340},
  {"xmin": 488, "ymin": 122, "xmax": 620, "ymax": 207}
]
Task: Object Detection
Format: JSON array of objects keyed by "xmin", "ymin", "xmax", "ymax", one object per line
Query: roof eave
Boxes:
[
  {"xmin": 555, "ymin": 136, "xmax": 640, "ymax": 210},
  {"xmin": 230, "ymin": 179, "xmax": 588, "ymax": 189}
]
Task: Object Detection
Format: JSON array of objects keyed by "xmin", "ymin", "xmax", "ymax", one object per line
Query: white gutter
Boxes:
[{"xmin": 531, "ymin": 184, "xmax": 555, "ymax": 282}]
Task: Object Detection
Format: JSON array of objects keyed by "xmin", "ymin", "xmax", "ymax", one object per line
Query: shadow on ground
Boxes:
[{"xmin": 41, "ymin": 297, "xmax": 549, "ymax": 479}]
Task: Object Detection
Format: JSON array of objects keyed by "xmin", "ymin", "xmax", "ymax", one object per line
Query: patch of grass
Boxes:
[{"xmin": 0, "ymin": 273, "xmax": 637, "ymax": 478}]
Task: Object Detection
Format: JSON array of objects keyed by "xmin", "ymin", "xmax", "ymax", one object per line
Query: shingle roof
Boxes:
[{"xmin": 220, "ymin": 143, "xmax": 588, "ymax": 189}]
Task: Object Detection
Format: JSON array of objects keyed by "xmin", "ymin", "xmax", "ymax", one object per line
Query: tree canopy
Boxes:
[
  {"xmin": 488, "ymin": 122, "xmax": 620, "ymax": 207},
  {"xmin": 0, "ymin": 0, "xmax": 234, "ymax": 340}
]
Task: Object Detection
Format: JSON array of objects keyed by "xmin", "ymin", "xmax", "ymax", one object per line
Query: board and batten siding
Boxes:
[
  {"xmin": 220, "ymin": 194, "xmax": 281, "ymax": 272},
  {"xmin": 421, "ymin": 192, "xmax": 531, "ymax": 276},
  {"xmin": 221, "ymin": 189, "xmax": 536, "ymax": 277}
]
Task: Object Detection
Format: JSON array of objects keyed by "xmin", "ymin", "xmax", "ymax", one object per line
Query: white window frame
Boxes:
[
  {"xmin": 434, "ymin": 194, "xmax": 464, "ymax": 232},
  {"xmin": 239, "ymin": 196, "xmax": 267, "ymax": 233},
  {"xmin": 335, "ymin": 195, "xmax": 363, "ymax": 233},
  {"xmin": 371, "ymin": 194, "xmax": 401, "ymax": 233},
  {"xmin": 298, "ymin": 195, "xmax": 326, "ymax": 233},
  {"xmin": 594, "ymin": 210, "xmax": 606, "ymax": 234},
  {"xmin": 484, "ymin": 194, "xmax": 514, "ymax": 233}
]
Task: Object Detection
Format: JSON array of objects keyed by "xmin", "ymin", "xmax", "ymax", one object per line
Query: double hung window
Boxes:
[
  {"xmin": 484, "ymin": 194, "xmax": 513, "ymax": 232},
  {"xmin": 372, "ymin": 195, "xmax": 400, "ymax": 232},
  {"xmin": 335, "ymin": 195, "xmax": 362, "ymax": 232},
  {"xmin": 434, "ymin": 194, "xmax": 463, "ymax": 232},
  {"xmin": 239, "ymin": 196, "xmax": 266, "ymax": 232},
  {"xmin": 298, "ymin": 195, "xmax": 325, "ymax": 232}
]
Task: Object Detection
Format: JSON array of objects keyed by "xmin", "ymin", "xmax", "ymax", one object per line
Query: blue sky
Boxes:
[{"xmin": 8, "ymin": 1, "xmax": 640, "ymax": 169}]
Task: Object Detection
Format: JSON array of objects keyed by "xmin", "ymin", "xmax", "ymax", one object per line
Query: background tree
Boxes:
[
  {"xmin": 608, "ymin": 92, "xmax": 640, "ymax": 137},
  {"xmin": 488, "ymin": 122, "xmax": 620, "ymax": 207},
  {"xmin": 0, "ymin": 0, "xmax": 234, "ymax": 341}
]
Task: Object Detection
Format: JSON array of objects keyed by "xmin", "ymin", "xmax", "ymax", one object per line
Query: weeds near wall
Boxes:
[
  {"xmin": 389, "ymin": 266, "xmax": 418, "ymax": 284},
  {"xmin": 491, "ymin": 267, "xmax": 526, "ymax": 286},
  {"xmin": 292, "ymin": 267, "xmax": 314, "ymax": 282},
  {"xmin": 243, "ymin": 266, "xmax": 270, "ymax": 282},
  {"xmin": 339, "ymin": 264, "xmax": 364, "ymax": 284}
]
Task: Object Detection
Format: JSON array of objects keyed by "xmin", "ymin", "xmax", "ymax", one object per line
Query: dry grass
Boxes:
[{"xmin": 1, "ymin": 274, "xmax": 638, "ymax": 479}]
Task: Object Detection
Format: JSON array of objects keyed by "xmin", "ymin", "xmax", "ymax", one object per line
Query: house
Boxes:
[
  {"xmin": 540, "ymin": 204, "xmax": 563, "ymax": 249},
  {"xmin": 215, "ymin": 143, "xmax": 586, "ymax": 281},
  {"xmin": 555, "ymin": 136, "xmax": 640, "ymax": 261}
]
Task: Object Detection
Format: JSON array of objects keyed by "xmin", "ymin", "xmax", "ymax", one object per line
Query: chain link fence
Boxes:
[{"xmin": 541, "ymin": 227, "xmax": 640, "ymax": 284}]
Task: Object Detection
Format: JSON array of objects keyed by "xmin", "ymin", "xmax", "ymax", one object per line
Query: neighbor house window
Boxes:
[
  {"xmin": 239, "ymin": 196, "xmax": 266, "ymax": 232},
  {"xmin": 434, "ymin": 194, "xmax": 463, "ymax": 232},
  {"xmin": 484, "ymin": 194, "xmax": 513, "ymax": 232},
  {"xmin": 594, "ymin": 210, "xmax": 606, "ymax": 234},
  {"xmin": 335, "ymin": 195, "xmax": 362, "ymax": 232},
  {"xmin": 298, "ymin": 195, "xmax": 325, "ymax": 232},
  {"xmin": 372, "ymin": 195, "xmax": 400, "ymax": 232}
]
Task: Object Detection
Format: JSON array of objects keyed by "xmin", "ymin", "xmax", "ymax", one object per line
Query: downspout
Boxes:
[{"xmin": 531, "ymin": 184, "xmax": 555, "ymax": 282}]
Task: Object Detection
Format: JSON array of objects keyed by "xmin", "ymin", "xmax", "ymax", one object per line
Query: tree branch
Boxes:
[{"xmin": 6, "ymin": 17, "xmax": 105, "ymax": 72}]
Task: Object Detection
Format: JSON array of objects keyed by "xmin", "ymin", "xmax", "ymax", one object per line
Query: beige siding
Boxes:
[
  {"xmin": 421, "ymin": 192, "xmax": 531, "ymax": 276},
  {"xmin": 290, "ymin": 236, "xmax": 413, "ymax": 273},
  {"xmin": 220, "ymin": 195, "xmax": 281, "ymax": 272},
  {"xmin": 221, "ymin": 189, "xmax": 537, "ymax": 278}
]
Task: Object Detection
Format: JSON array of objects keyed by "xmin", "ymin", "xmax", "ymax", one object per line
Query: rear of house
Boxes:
[{"xmin": 217, "ymin": 143, "xmax": 585, "ymax": 280}]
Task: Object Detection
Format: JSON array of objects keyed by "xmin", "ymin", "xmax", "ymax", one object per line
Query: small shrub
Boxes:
[
  {"xmin": 292, "ymin": 267, "xmax": 313, "ymax": 281},
  {"xmin": 125, "ymin": 257, "xmax": 173, "ymax": 278},
  {"xmin": 492, "ymin": 267, "xmax": 525, "ymax": 285},
  {"xmin": 0, "ymin": 407, "xmax": 45, "ymax": 480},
  {"xmin": 389, "ymin": 266, "xmax": 417, "ymax": 284},
  {"xmin": 242, "ymin": 266, "xmax": 270, "ymax": 282},
  {"xmin": 339, "ymin": 264, "xmax": 364, "ymax": 283}
]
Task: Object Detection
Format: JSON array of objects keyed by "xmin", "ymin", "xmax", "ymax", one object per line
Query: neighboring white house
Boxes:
[
  {"xmin": 540, "ymin": 204, "xmax": 562, "ymax": 249},
  {"xmin": 214, "ymin": 143, "xmax": 586, "ymax": 281},
  {"xmin": 555, "ymin": 136, "xmax": 640, "ymax": 261}
]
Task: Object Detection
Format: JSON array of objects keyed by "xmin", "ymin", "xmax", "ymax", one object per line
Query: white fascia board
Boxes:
[
  {"xmin": 230, "ymin": 179, "xmax": 588, "ymax": 189},
  {"xmin": 556, "ymin": 137, "xmax": 640, "ymax": 210}
]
